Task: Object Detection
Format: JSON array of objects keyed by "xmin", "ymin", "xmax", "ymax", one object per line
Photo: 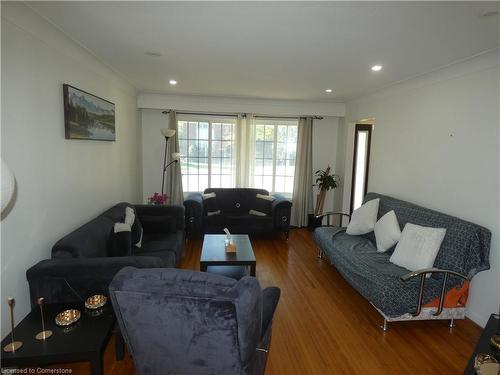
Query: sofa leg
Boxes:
[
  {"xmin": 380, "ymin": 319, "xmax": 389, "ymax": 332},
  {"xmin": 317, "ymin": 248, "xmax": 323, "ymax": 260},
  {"xmin": 448, "ymin": 319, "xmax": 455, "ymax": 328}
]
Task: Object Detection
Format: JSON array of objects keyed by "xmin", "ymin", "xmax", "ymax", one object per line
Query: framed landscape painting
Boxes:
[{"xmin": 63, "ymin": 84, "xmax": 115, "ymax": 141}]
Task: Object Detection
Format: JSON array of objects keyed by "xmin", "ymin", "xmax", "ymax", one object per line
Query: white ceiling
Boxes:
[{"xmin": 28, "ymin": 1, "xmax": 500, "ymax": 101}]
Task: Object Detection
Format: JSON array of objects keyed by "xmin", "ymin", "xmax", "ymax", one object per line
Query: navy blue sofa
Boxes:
[
  {"xmin": 184, "ymin": 188, "xmax": 292, "ymax": 238},
  {"xmin": 26, "ymin": 203, "xmax": 185, "ymax": 306},
  {"xmin": 109, "ymin": 267, "xmax": 280, "ymax": 375},
  {"xmin": 314, "ymin": 193, "xmax": 491, "ymax": 323}
]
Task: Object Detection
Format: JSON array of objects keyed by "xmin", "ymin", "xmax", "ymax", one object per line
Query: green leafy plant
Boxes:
[
  {"xmin": 314, "ymin": 168, "xmax": 339, "ymax": 191},
  {"xmin": 313, "ymin": 166, "xmax": 339, "ymax": 215}
]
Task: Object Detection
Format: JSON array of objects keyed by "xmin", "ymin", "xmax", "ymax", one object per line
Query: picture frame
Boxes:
[{"xmin": 63, "ymin": 84, "xmax": 115, "ymax": 141}]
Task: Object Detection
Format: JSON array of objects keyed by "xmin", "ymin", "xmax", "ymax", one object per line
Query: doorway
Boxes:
[{"xmin": 350, "ymin": 124, "xmax": 372, "ymax": 213}]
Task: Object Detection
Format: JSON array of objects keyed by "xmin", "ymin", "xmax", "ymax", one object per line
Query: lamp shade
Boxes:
[
  {"xmin": 161, "ymin": 129, "xmax": 176, "ymax": 138},
  {"xmin": 1, "ymin": 159, "xmax": 15, "ymax": 213},
  {"xmin": 172, "ymin": 152, "xmax": 181, "ymax": 161}
]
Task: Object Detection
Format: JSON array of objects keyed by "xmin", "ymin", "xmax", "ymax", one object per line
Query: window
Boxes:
[
  {"xmin": 178, "ymin": 117, "xmax": 236, "ymax": 192},
  {"xmin": 253, "ymin": 119, "xmax": 298, "ymax": 196},
  {"xmin": 350, "ymin": 124, "xmax": 372, "ymax": 212}
]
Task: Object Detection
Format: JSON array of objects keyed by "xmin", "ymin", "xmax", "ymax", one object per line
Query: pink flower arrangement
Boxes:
[{"xmin": 148, "ymin": 193, "xmax": 168, "ymax": 205}]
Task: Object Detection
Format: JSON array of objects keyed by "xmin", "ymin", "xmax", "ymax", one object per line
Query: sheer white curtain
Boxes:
[
  {"xmin": 291, "ymin": 117, "xmax": 314, "ymax": 227},
  {"xmin": 166, "ymin": 110, "xmax": 184, "ymax": 205},
  {"xmin": 236, "ymin": 114, "xmax": 256, "ymax": 187}
]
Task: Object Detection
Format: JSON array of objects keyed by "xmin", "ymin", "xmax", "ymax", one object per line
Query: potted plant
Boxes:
[{"xmin": 308, "ymin": 166, "xmax": 339, "ymax": 229}]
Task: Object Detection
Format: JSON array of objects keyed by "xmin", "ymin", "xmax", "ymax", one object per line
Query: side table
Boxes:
[{"xmin": 1, "ymin": 302, "xmax": 124, "ymax": 375}]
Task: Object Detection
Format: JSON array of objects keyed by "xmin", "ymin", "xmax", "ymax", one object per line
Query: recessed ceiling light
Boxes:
[
  {"xmin": 144, "ymin": 51, "xmax": 162, "ymax": 57},
  {"xmin": 325, "ymin": 89, "xmax": 333, "ymax": 93},
  {"xmin": 169, "ymin": 80, "xmax": 178, "ymax": 86},
  {"xmin": 371, "ymin": 65, "xmax": 382, "ymax": 72}
]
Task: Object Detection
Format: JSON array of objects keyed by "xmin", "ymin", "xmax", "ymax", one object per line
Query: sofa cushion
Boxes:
[
  {"xmin": 202, "ymin": 192, "xmax": 220, "ymax": 216},
  {"xmin": 139, "ymin": 230, "xmax": 184, "ymax": 264},
  {"xmin": 250, "ymin": 194, "xmax": 274, "ymax": 216},
  {"xmin": 141, "ymin": 215, "xmax": 176, "ymax": 234},
  {"xmin": 204, "ymin": 188, "xmax": 269, "ymax": 215}
]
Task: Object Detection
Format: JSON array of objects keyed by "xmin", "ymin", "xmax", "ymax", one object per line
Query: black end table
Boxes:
[
  {"xmin": 463, "ymin": 314, "xmax": 500, "ymax": 374},
  {"xmin": 1, "ymin": 302, "xmax": 124, "ymax": 375},
  {"xmin": 200, "ymin": 234, "xmax": 256, "ymax": 277}
]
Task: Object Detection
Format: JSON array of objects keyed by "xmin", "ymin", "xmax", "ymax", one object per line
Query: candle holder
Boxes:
[
  {"xmin": 35, "ymin": 297, "xmax": 52, "ymax": 340},
  {"xmin": 3, "ymin": 297, "xmax": 23, "ymax": 352}
]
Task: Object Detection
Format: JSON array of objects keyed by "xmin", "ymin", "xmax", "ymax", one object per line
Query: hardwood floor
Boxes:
[{"xmin": 47, "ymin": 229, "xmax": 481, "ymax": 374}]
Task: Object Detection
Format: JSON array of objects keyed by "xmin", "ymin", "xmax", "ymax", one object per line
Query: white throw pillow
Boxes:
[
  {"xmin": 390, "ymin": 223, "xmax": 446, "ymax": 271},
  {"xmin": 374, "ymin": 210, "xmax": 402, "ymax": 252},
  {"xmin": 114, "ymin": 222, "xmax": 131, "ymax": 233},
  {"xmin": 346, "ymin": 198, "xmax": 380, "ymax": 235},
  {"xmin": 124, "ymin": 206, "xmax": 135, "ymax": 226},
  {"xmin": 256, "ymin": 193, "xmax": 275, "ymax": 202}
]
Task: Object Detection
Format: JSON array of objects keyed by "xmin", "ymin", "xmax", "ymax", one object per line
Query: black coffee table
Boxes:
[
  {"xmin": 1, "ymin": 302, "xmax": 124, "ymax": 375},
  {"xmin": 200, "ymin": 234, "xmax": 256, "ymax": 277}
]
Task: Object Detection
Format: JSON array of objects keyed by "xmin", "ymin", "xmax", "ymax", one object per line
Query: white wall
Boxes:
[
  {"xmin": 140, "ymin": 102, "xmax": 341, "ymax": 213},
  {"xmin": 1, "ymin": 3, "xmax": 141, "ymax": 336},
  {"xmin": 138, "ymin": 93, "xmax": 345, "ymax": 118},
  {"xmin": 341, "ymin": 50, "xmax": 500, "ymax": 327}
]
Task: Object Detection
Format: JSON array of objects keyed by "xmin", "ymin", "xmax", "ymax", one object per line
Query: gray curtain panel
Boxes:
[
  {"xmin": 166, "ymin": 110, "xmax": 184, "ymax": 205},
  {"xmin": 291, "ymin": 117, "xmax": 313, "ymax": 227}
]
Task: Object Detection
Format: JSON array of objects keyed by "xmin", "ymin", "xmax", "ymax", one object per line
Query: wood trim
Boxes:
[{"xmin": 350, "ymin": 124, "xmax": 372, "ymax": 213}]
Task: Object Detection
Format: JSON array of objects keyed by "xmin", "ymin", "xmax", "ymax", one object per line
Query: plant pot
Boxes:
[{"xmin": 307, "ymin": 214, "xmax": 323, "ymax": 231}]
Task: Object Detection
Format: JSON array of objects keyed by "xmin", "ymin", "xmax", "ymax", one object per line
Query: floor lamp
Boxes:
[{"xmin": 161, "ymin": 128, "xmax": 180, "ymax": 197}]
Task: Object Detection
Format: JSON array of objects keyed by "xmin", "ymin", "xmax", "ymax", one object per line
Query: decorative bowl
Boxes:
[
  {"xmin": 55, "ymin": 309, "xmax": 81, "ymax": 326},
  {"xmin": 474, "ymin": 353, "xmax": 499, "ymax": 374},
  {"xmin": 491, "ymin": 335, "xmax": 500, "ymax": 352},
  {"xmin": 85, "ymin": 294, "xmax": 107, "ymax": 310}
]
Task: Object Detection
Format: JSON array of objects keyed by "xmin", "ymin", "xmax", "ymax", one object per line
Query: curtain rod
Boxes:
[{"xmin": 161, "ymin": 110, "xmax": 323, "ymax": 120}]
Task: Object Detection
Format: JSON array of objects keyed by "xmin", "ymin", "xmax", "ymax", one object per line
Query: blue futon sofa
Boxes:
[{"xmin": 314, "ymin": 193, "xmax": 491, "ymax": 325}]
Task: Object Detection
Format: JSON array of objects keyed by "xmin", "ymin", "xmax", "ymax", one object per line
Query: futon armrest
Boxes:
[
  {"xmin": 26, "ymin": 256, "xmax": 163, "ymax": 307},
  {"xmin": 135, "ymin": 204, "xmax": 185, "ymax": 230},
  {"xmin": 183, "ymin": 193, "xmax": 204, "ymax": 236},
  {"xmin": 315, "ymin": 211, "xmax": 351, "ymax": 227},
  {"xmin": 400, "ymin": 268, "xmax": 468, "ymax": 282},
  {"xmin": 399, "ymin": 268, "xmax": 468, "ymax": 317}
]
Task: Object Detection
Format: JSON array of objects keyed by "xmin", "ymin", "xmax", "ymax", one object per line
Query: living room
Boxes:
[{"xmin": 1, "ymin": 1, "xmax": 499, "ymax": 374}]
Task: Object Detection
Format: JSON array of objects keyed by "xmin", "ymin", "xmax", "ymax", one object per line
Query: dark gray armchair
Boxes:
[{"xmin": 109, "ymin": 267, "xmax": 280, "ymax": 375}]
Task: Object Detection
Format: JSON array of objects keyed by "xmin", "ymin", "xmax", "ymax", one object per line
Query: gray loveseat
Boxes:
[
  {"xmin": 26, "ymin": 203, "xmax": 185, "ymax": 306},
  {"xmin": 314, "ymin": 193, "xmax": 491, "ymax": 327}
]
